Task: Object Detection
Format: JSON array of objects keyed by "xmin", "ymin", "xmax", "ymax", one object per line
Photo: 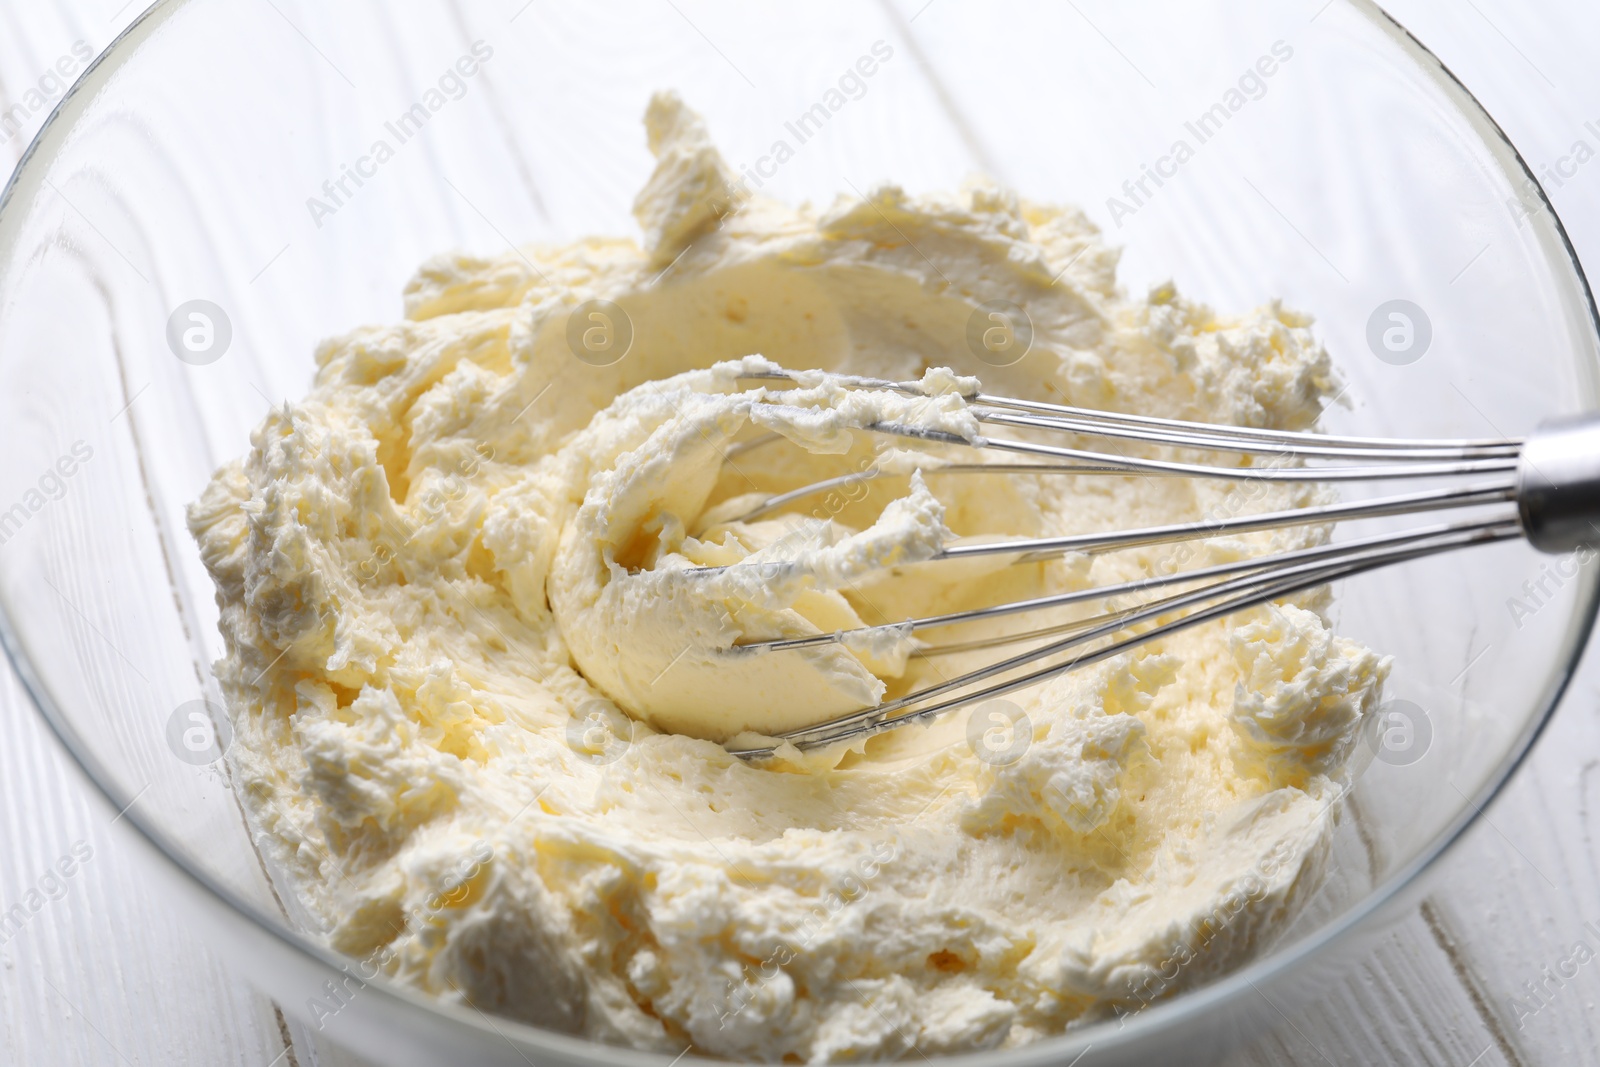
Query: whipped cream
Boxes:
[{"xmin": 188, "ymin": 92, "xmax": 1387, "ymax": 1060}]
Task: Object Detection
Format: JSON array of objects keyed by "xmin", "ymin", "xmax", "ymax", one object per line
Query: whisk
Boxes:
[{"xmin": 691, "ymin": 370, "xmax": 1600, "ymax": 758}]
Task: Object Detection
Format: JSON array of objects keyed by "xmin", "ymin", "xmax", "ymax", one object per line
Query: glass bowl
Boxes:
[{"xmin": 1, "ymin": 1, "xmax": 1595, "ymax": 1064}]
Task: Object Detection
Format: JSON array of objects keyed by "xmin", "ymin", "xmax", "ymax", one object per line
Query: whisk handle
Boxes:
[{"xmin": 1517, "ymin": 414, "xmax": 1600, "ymax": 552}]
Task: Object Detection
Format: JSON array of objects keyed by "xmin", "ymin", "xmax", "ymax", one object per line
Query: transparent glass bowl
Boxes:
[{"xmin": 1, "ymin": 1, "xmax": 1595, "ymax": 1064}]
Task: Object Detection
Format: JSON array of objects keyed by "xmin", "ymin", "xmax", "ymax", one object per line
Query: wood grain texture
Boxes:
[{"xmin": 1, "ymin": 1, "xmax": 1597, "ymax": 1065}]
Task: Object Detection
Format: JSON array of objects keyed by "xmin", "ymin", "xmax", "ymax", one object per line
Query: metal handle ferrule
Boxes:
[{"xmin": 1517, "ymin": 414, "xmax": 1600, "ymax": 553}]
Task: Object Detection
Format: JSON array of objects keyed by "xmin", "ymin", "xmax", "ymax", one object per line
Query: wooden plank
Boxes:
[
  {"xmin": 0, "ymin": 663, "xmax": 293, "ymax": 1066},
  {"xmin": 0, "ymin": 8, "xmax": 300, "ymax": 1067},
  {"xmin": 1222, "ymin": 909, "xmax": 1515, "ymax": 1067},
  {"xmin": 1335, "ymin": 1, "xmax": 1600, "ymax": 1063}
]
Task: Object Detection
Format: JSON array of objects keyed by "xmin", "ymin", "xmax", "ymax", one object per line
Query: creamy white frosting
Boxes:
[
  {"xmin": 188, "ymin": 92, "xmax": 1388, "ymax": 1060},
  {"xmin": 546, "ymin": 358, "xmax": 966, "ymax": 739}
]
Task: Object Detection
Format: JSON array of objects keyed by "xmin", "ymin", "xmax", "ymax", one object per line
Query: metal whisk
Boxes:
[{"xmin": 697, "ymin": 370, "xmax": 1600, "ymax": 758}]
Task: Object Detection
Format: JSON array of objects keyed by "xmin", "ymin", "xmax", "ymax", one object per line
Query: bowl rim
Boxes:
[{"xmin": 2, "ymin": 0, "xmax": 1597, "ymax": 1063}]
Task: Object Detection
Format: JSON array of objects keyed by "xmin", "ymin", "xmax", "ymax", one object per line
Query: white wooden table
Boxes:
[{"xmin": 2, "ymin": 2, "xmax": 1597, "ymax": 1064}]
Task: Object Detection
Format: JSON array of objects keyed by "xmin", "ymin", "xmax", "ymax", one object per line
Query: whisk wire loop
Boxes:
[{"xmin": 710, "ymin": 372, "xmax": 1577, "ymax": 756}]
